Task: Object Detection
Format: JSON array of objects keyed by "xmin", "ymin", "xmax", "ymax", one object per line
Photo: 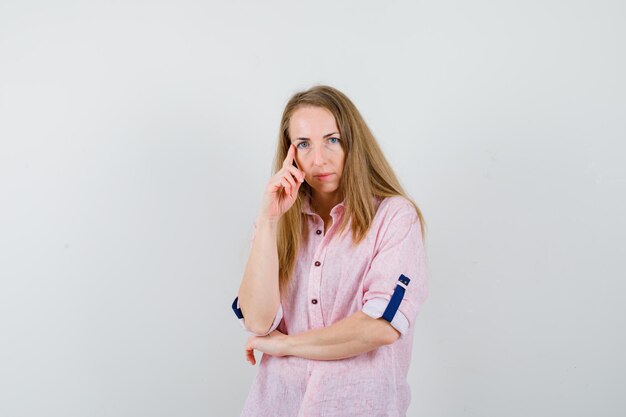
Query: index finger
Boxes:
[{"xmin": 283, "ymin": 143, "xmax": 297, "ymax": 167}]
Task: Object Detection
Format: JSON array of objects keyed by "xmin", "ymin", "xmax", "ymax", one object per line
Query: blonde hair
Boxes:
[{"xmin": 272, "ymin": 85, "xmax": 426, "ymax": 295}]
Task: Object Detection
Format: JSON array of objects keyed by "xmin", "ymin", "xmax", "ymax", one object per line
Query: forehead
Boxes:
[{"xmin": 288, "ymin": 106, "xmax": 338, "ymax": 138}]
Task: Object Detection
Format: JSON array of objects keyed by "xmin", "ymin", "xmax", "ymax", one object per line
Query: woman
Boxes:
[{"xmin": 231, "ymin": 85, "xmax": 429, "ymax": 416}]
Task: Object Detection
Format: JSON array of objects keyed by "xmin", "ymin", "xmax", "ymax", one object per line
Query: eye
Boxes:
[
  {"xmin": 328, "ymin": 137, "xmax": 340, "ymax": 144},
  {"xmin": 296, "ymin": 142, "xmax": 307, "ymax": 149}
]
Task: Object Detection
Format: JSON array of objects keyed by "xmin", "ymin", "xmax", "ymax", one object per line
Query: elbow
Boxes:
[
  {"xmin": 234, "ymin": 294, "xmax": 282, "ymax": 336},
  {"xmin": 244, "ymin": 319, "xmax": 273, "ymax": 336},
  {"xmin": 240, "ymin": 307, "xmax": 274, "ymax": 335},
  {"xmin": 382, "ymin": 327, "xmax": 401, "ymax": 345},
  {"xmin": 359, "ymin": 311, "xmax": 401, "ymax": 347},
  {"xmin": 377, "ymin": 320, "xmax": 402, "ymax": 346},
  {"xmin": 236, "ymin": 297, "xmax": 272, "ymax": 335}
]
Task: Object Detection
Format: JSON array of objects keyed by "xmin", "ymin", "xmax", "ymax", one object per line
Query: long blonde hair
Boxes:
[{"xmin": 272, "ymin": 85, "xmax": 426, "ymax": 295}]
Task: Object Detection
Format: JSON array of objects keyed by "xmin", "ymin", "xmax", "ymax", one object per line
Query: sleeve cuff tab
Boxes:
[{"xmin": 381, "ymin": 274, "xmax": 410, "ymax": 322}]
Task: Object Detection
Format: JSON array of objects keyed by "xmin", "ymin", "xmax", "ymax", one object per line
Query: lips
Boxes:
[
  {"xmin": 314, "ymin": 173, "xmax": 333, "ymax": 177},
  {"xmin": 314, "ymin": 173, "xmax": 334, "ymax": 181}
]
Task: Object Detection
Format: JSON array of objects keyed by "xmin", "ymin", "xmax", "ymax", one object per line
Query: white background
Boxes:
[{"xmin": 1, "ymin": 1, "xmax": 624, "ymax": 416}]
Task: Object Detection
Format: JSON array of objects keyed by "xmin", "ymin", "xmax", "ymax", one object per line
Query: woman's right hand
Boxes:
[{"xmin": 259, "ymin": 143, "xmax": 306, "ymax": 222}]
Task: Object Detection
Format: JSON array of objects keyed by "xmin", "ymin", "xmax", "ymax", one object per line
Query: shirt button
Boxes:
[
  {"xmin": 311, "ymin": 299, "xmax": 318, "ymax": 304},
  {"xmin": 316, "ymin": 229, "xmax": 322, "ymax": 235},
  {"xmin": 314, "ymin": 261, "xmax": 321, "ymax": 266}
]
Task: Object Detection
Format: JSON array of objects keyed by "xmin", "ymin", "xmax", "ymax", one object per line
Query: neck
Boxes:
[{"xmin": 310, "ymin": 191, "xmax": 343, "ymax": 216}]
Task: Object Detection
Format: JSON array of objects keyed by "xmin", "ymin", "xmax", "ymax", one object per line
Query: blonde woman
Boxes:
[{"xmin": 232, "ymin": 85, "xmax": 429, "ymax": 416}]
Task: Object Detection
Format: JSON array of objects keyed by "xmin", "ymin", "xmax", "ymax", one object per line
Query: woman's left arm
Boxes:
[{"xmin": 244, "ymin": 310, "xmax": 400, "ymax": 364}]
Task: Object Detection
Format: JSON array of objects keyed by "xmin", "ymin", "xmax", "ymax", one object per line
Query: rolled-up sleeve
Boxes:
[
  {"xmin": 231, "ymin": 218, "xmax": 284, "ymax": 336},
  {"xmin": 361, "ymin": 205, "xmax": 429, "ymax": 339},
  {"xmin": 232, "ymin": 296, "xmax": 284, "ymax": 336}
]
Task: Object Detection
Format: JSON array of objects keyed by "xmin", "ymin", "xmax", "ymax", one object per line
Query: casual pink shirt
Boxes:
[{"xmin": 234, "ymin": 194, "xmax": 429, "ymax": 417}]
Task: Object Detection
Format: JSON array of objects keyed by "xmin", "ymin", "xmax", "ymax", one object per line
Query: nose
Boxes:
[{"xmin": 312, "ymin": 145, "xmax": 327, "ymax": 166}]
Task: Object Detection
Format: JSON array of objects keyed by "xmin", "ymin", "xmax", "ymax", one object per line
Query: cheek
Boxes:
[
  {"xmin": 336, "ymin": 153, "xmax": 346, "ymax": 168},
  {"xmin": 295, "ymin": 152, "xmax": 310, "ymax": 164}
]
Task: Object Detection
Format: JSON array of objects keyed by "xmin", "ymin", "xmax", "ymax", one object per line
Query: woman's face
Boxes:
[{"xmin": 288, "ymin": 106, "xmax": 346, "ymax": 197}]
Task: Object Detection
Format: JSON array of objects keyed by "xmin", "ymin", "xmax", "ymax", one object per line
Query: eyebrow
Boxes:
[{"xmin": 294, "ymin": 132, "xmax": 340, "ymax": 141}]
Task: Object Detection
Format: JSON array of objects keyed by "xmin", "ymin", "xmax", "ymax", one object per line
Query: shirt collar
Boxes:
[{"xmin": 301, "ymin": 193, "xmax": 345, "ymax": 216}]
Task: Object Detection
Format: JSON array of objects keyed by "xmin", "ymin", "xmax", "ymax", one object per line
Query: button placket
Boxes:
[{"xmin": 308, "ymin": 217, "xmax": 326, "ymax": 328}]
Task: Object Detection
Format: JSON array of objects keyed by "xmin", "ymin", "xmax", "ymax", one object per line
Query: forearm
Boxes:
[
  {"xmin": 284, "ymin": 311, "xmax": 390, "ymax": 360},
  {"xmin": 238, "ymin": 217, "xmax": 281, "ymax": 334}
]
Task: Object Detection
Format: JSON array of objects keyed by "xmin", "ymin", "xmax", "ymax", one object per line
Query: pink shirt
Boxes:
[{"xmin": 234, "ymin": 194, "xmax": 429, "ymax": 416}]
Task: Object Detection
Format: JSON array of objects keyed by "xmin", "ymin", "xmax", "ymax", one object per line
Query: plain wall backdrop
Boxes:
[{"xmin": 1, "ymin": 0, "xmax": 624, "ymax": 416}]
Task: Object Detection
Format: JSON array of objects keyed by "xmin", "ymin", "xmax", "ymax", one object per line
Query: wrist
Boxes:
[
  {"xmin": 281, "ymin": 334, "xmax": 295, "ymax": 357},
  {"xmin": 257, "ymin": 215, "xmax": 280, "ymax": 227}
]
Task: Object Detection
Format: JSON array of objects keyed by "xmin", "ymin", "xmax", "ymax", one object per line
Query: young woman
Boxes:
[{"xmin": 232, "ymin": 85, "xmax": 429, "ymax": 416}]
